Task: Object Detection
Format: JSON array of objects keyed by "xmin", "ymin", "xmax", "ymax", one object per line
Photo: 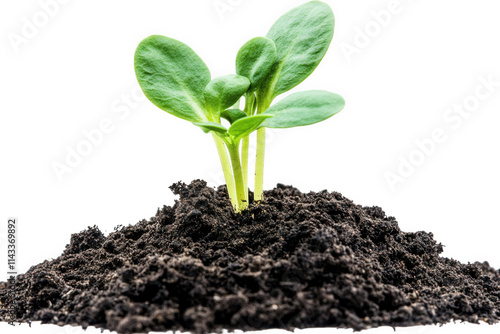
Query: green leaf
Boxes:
[
  {"xmin": 204, "ymin": 75, "xmax": 251, "ymax": 119},
  {"xmin": 260, "ymin": 90, "xmax": 344, "ymax": 128},
  {"xmin": 259, "ymin": 1, "xmax": 334, "ymax": 102},
  {"xmin": 236, "ymin": 37, "xmax": 277, "ymax": 92},
  {"xmin": 135, "ymin": 35, "xmax": 211, "ymax": 123},
  {"xmin": 221, "ymin": 109, "xmax": 247, "ymax": 124},
  {"xmin": 228, "ymin": 115, "xmax": 274, "ymax": 140},
  {"xmin": 193, "ymin": 121, "xmax": 228, "ymax": 134}
]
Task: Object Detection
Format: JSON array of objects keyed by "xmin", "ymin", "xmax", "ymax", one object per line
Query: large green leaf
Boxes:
[
  {"xmin": 236, "ymin": 37, "xmax": 277, "ymax": 92},
  {"xmin": 204, "ymin": 75, "xmax": 250, "ymax": 119},
  {"xmin": 228, "ymin": 115, "xmax": 274, "ymax": 140},
  {"xmin": 135, "ymin": 35, "xmax": 211, "ymax": 123},
  {"xmin": 259, "ymin": 1, "xmax": 334, "ymax": 102},
  {"xmin": 260, "ymin": 90, "xmax": 344, "ymax": 128}
]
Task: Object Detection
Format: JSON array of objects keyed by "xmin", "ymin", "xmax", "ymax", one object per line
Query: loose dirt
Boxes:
[{"xmin": 1, "ymin": 180, "xmax": 499, "ymax": 333}]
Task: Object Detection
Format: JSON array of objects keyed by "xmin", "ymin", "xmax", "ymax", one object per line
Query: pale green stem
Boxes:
[
  {"xmin": 212, "ymin": 133, "xmax": 238, "ymax": 211},
  {"xmin": 227, "ymin": 142, "xmax": 248, "ymax": 212},
  {"xmin": 241, "ymin": 136, "xmax": 250, "ymax": 202},
  {"xmin": 254, "ymin": 98, "xmax": 272, "ymax": 202},
  {"xmin": 241, "ymin": 93, "xmax": 255, "ymax": 201},
  {"xmin": 254, "ymin": 127, "xmax": 266, "ymax": 202}
]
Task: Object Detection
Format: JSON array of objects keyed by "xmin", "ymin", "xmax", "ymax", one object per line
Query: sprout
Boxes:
[{"xmin": 134, "ymin": 1, "xmax": 345, "ymax": 212}]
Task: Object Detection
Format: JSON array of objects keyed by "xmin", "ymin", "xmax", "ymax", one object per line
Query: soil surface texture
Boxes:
[{"xmin": 1, "ymin": 180, "xmax": 499, "ymax": 333}]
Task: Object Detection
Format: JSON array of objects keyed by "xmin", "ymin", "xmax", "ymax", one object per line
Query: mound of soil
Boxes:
[{"xmin": 1, "ymin": 180, "xmax": 499, "ymax": 333}]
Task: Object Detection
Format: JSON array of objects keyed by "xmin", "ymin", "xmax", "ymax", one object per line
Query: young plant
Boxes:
[{"xmin": 134, "ymin": 1, "xmax": 345, "ymax": 213}]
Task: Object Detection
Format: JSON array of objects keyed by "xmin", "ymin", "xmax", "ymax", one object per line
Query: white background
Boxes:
[{"xmin": 1, "ymin": 0, "xmax": 499, "ymax": 333}]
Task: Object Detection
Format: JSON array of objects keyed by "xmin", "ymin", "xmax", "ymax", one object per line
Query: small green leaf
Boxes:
[
  {"xmin": 229, "ymin": 115, "xmax": 274, "ymax": 140},
  {"xmin": 193, "ymin": 121, "xmax": 228, "ymax": 134},
  {"xmin": 135, "ymin": 35, "xmax": 211, "ymax": 123},
  {"xmin": 259, "ymin": 1, "xmax": 334, "ymax": 102},
  {"xmin": 260, "ymin": 90, "xmax": 344, "ymax": 128},
  {"xmin": 221, "ymin": 109, "xmax": 247, "ymax": 124},
  {"xmin": 236, "ymin": 37, "xmax": 277, "ymax": 92},
  {"xmin": 204, "ymin": 75, "xmax": 251, "ymax": 119}
]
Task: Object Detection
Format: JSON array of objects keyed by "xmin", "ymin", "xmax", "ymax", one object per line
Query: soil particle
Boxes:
[{"xmin": 1, "ymin": 180, "xmax": 499, "ymax": 333}]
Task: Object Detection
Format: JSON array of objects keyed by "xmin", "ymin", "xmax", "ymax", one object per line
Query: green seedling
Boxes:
[{"xmin": 134, "ymin": 1, "xmax": 345, "ymax": 212}]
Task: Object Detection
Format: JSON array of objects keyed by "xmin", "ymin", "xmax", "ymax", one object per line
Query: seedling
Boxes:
[{"xmin": 134, "ymin": 1, "xmax": 345, "ymax": 212}]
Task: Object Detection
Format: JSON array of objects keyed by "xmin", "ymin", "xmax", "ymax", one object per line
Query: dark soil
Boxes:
[{"xmin": 1, "ymin": 180, "xmax": 499, "ymax": 333}]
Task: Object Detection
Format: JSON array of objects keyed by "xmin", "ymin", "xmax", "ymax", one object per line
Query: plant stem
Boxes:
[
  {"xmin": 212, "ymin": 133, "xmax": 238, "ymax": 210},
  {"xmin": 254, "ymin": 98, "xmax": 272, "ymax": 202},
  {"xmin": 241, "ymin": 136, "xmax": 250, "ymax": 201},
  {"xmin": 227, "ymin": 142, "xmax": 248, "ymax": 212},
  {"xmin": 241, "ymin": 93, "xmax": 255, "ymax": 200},
  {"xmin": 254, "ymin": 127, "xmax": 266, "ymax": 202}
]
